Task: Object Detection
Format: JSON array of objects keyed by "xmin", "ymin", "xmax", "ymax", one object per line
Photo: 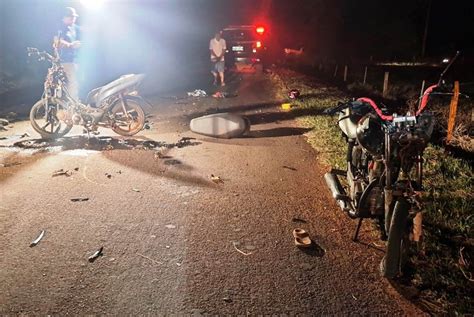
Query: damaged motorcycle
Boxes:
[
  {"xmin": 27, "ymin": 47, "xmax": 146, "ymax": 139},
  {"xmin": 323, "ymin": 53, "xmax": 463, "ymax": 278}
]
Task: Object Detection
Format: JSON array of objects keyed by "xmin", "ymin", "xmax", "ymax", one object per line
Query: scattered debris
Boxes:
[
  {"xmin": 165, "ymin": 224, "xmax": 176, "ymax": 229},
  {"xmin": 52, "ymin": 169, "xmax": 73, "ymax": 177},
  {"xmin": 288, "ymin": 89, "xmax": 301, "ymax": 99},
  {"xmin": 74, "ymin": 167, "xmax": 80, "ymax": 171},
  {"xmin": 175, "ymin": 137, "xmax": 199, "ymax": 148},
  {"xmin": 0, "ymin": 162, "xmax": 22, "ymax": 168},
  {"xmin": 138, "ymin": 253, "xmax": 163, "ymax": 265},
  {"xmin": 154, "ymin": 151, "xmax": 164, "ymax": 159},
  {"xmin": 351, "ymin": 294, "xmax": 358, "ymax": 301},
  {"xmin": 20, "ymin": 132, "xmax": 30, "ymax": 138},
  {"xmin": 223, "ymin": 297, "xmax": 232, "ymax": 303},
  {"xmin": 132, "ymin": 188, "xmax": 140, "ymax": 192},
  {"xmin": 232, "ymin": 242, "xmax": 253, "ymax": 256},
  {"xmin": 88, "ymin": 247, "xmax": 104, "ymax": 263},
  {"xmin": 210, "ymin": 174, "xmax": 224, "ymax": 184},
  {"xmin": 176, "ymin": 263, "xmax": 182, "ymax": 267},
  {"xmin": 71, "ymin": 197, "xmax": 89, "ymax": 202},
  {"xmin": 105, "ymin": 173, "xmax": 112, "ymax": 179},
  {"xmin": 0, "ymin": 118, "xmax": 9, "ymax": 126},
  {"xmin": 30, "ymin": 230, "xmax": 45, "ymax": 247},
  {"xmin": 283, "ymin": 165, "xmax": 297, "ymax": 171},
  {"xmin": 187, "ymin": 89, "xmax": 207, "ymax": 97},
  {"xmin": 281, "ymin": 103, "xmax": 293, "ymax": 111}
]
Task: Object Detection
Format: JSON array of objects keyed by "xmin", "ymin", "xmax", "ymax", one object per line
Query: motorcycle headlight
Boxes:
[{"xmin": 356, "ymin": 114, "xmax": 385, "ymax": 156}]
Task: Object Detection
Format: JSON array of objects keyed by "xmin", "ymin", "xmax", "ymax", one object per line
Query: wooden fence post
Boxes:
[
  {"xmin": 383, "ymin": 72, "xmax": 390, "ymax": 98},
  {"xmin": 447, "ymin": 81, "xmax": 460, "ymax": 143},
  {"xmin": 363, "ymin": 66, "xmax": 368, "ymax": 85},
  {"xmin": 333, "ymin": 64, "xmax": 339, "ymax": 77},
  {"xmin": 343, "ymin": 65, "xmax": 348, "ymax": 82}
]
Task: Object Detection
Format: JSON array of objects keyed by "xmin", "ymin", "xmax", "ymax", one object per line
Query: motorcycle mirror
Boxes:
[{"xmin": 437, "ymin": 51, "xmax": 460, "ymax": 86}]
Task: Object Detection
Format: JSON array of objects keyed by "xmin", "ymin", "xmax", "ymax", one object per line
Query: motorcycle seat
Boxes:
[{"xmin": 86, "ymin": 74, "xmax": 145, "ymax": 107}]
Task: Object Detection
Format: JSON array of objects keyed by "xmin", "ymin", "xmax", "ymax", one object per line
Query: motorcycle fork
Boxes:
[
  {"xmin": 412, "ymin": 155, "xmax": 424, "ymax": 244},
  {"xmin": 120, "ymin": 94, "xmax": 131, "ymax": 119},
  {"xmin": 384, "ymin": 131, "xmax": 394, "ymax": 231}
]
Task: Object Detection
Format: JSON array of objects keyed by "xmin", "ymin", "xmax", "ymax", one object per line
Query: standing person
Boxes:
[
  {"xmin": 54, "ymin": 7, "xmax": 81, "ymax": 100},
  {"xmin": 209, "ymin": 31, "xmax": 226, "ymax": 86}
]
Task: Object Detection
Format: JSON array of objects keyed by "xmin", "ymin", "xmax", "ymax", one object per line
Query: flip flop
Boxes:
[{"xmin": 293, "ymin": 228, "xmax": 312, "ymax": 248}]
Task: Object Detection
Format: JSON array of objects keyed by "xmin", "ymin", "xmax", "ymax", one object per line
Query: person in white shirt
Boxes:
[{"xmin": 209, "ymin": 31, "xmax": 226, "ymax": 86}]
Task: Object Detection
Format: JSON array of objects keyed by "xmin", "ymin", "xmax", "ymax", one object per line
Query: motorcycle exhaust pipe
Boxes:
[{"xmin": 324, "ymin": 172, "xmax": 358, "ymax": 218}]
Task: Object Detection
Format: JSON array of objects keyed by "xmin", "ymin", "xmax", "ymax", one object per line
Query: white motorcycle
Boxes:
[{"xmin": 27, "ymin": 47, "xmax": 146, "ymax": 139}]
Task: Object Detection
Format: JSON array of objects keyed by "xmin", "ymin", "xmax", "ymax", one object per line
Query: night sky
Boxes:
[{"xmin": 1, "ymin": 0, "xmax": 473, "ymax": 92}]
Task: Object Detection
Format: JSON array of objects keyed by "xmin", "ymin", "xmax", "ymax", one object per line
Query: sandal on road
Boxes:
[{"xmin": 293, "ymin": 228, "xmax": 312, "ymax": 248}]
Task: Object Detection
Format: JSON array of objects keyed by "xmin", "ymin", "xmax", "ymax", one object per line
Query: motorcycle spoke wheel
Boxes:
[
  {"xmin": 380, "ymin": 198, "xmax": 410, "ymax": 278},
  {"xmin": 30, "ymin": 99, "xmax": 72, "ymax": 139},
  {"xmin": 110, "ymin": 98, "xmax": 145, "ymax": 136}
]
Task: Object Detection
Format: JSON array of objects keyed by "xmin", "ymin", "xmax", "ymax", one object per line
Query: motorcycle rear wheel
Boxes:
[
  {"xmin": 109, "ymin": 97, "xmax": 145, "ymax": 136},
  {"xmin": 380, "ymin": 197, "xmax": 410, "ymax": 278},
  {"xmin": 30, "ymin": 98, "xmax": 73, "ymax": 139}
]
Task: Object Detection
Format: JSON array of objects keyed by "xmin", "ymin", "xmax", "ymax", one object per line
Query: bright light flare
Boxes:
[
  {"xmin": 256, "ymin": 41, "xmax": 262, "ymax": 48},
  {"xmin": 442, "ymin": 58, "xmax": 450, "ymax": 64},
  {"xmin": 81, "ymin": 0, "xmax": 106, "ymax": 10},
  {"xmin": 256, "ymin": 26, "xmax": 265, "ymax": 35}
]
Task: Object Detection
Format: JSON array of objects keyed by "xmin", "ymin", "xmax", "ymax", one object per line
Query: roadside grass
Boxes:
[{"xmin": 271, "ymin": 69, "xmax": 474, "ymax": 314}]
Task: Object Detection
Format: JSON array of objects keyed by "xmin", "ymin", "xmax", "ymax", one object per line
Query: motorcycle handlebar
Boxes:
[
  {"xmin": 27, "ymin": 47, "xmax": 54, "ymax": 62},
  {"xmin": 323, "ymin": 101, "xmax": 351, "ymax": 115}
]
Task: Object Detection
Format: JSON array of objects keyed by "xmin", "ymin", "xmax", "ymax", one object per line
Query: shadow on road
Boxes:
[
  {"xmin": 248, "ymin": 127, "xmax": 312, "ymax": 138},
  {"xmin": 0, "ymin": 135, "xmax": 218, "ymax": 188}
]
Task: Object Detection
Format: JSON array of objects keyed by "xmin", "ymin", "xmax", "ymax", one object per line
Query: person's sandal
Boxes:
[{"xmin": 293, "ymin": 228, "xmax": 312, "ymax": 248}]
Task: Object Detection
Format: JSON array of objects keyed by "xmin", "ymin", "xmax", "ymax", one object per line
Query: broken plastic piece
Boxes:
[
  {"xmin": 88, "ymin": 247, "xmax": 103, "ymax": 262},
  {"xmin": 71, "ymin": 197, "xmax": 89, "ymax": 202},
  {"xmin": 187, "ymin": 89, "xmax": 207, "ymax": 97},
  {"xmin": 30, "ymin": 230, "xmax": 45, "ymax": 247},
  {"xmin": 210, "ymin": 174, "xmax": 224, "ymax": 184},
  {"xmin": 52, "ymin": 169, "xmax": 72, "ymax": 177}
]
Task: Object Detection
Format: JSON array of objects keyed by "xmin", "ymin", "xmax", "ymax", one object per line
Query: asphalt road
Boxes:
[{"xmin": 0, "ymin": 72, "xmax": 424, "ymax": 315}]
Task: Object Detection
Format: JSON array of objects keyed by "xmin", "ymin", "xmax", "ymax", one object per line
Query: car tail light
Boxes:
[
  {"xmin": 256, "ymin": 26, "xmax": 265, "ymax": 35},
  {"xmin": 256, "ymin": 41, "xmax": 262, "ymax": 48}
]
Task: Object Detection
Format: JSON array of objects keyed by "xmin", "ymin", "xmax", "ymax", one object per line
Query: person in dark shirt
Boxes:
[{"xmin": 53, "ymin": 7, "xmax": 81, "ymax": 100}]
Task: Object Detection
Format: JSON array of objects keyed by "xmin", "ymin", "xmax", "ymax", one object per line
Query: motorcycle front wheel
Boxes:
[
  {"xmin": 30, "ymin": 98, "xmax": 73, "ymax": 139},
  {"xmin": 380, "ymin": 197, "xmax": 410, "ymax": 278},
  {"xmin": 109, "ymin": 97, "xmax": 145, "ymax": 136}
]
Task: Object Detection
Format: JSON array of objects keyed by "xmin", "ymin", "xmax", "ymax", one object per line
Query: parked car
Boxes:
[{"xmin": 222, "ymin": 25, "xmax": 267, "ymax": 73}]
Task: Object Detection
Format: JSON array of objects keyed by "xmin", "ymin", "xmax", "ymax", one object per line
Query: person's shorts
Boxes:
[{"xmin": 212, "ymin": 60, "xmax": 225, "ymax": 73}]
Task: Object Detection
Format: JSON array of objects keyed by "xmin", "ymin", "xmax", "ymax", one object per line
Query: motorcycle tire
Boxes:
[
  {"xmin": 109, "ymin": 96, "xmax": 145, "ymax": 136},
  {"xmin": 30, "ymin": 98, "xmax": 73, "ymax": 139},
  {"xmin": 380, "ymin": 197, "xmax": 410, "ymax": 278}
]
